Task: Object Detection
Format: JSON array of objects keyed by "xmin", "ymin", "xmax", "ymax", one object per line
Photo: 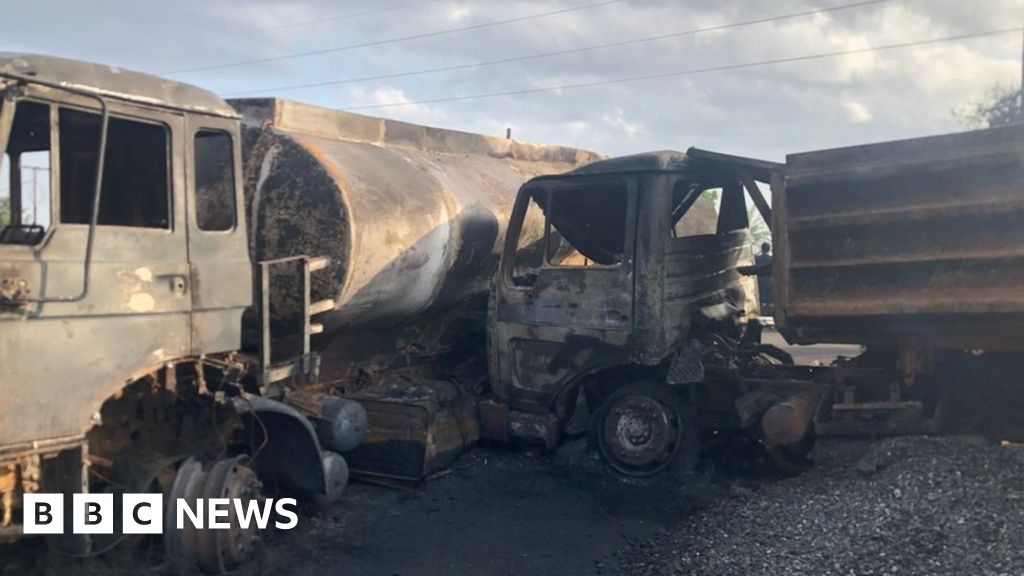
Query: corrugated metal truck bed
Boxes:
[{"xmin": 774, "ymin": 124, "xmax": 1024, "ymax": 350}]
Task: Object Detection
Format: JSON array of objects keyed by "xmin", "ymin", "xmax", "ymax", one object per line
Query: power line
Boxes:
[
  {"xmin": 77, "ymin": 0, "xmax": 446, "ymax": 63},
  {"xmin": 341, "ymin": 26, "xmax": 1022, "ymax": 110},
  {"xmin": 242, "ymin": 0, "xmax": 448, "ymax": 36},
  {"xmin": 225, "ymin": 0, "xmax": 894, "ymax": 97},
  {"xmin": 161, "ymin": 0, "xmax": 627, "ymax": 76}
]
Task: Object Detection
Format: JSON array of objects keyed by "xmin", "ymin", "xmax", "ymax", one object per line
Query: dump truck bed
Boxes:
[{"xmin": 774, "ymin": 124, "xmax": 1024, "ymax": 350}]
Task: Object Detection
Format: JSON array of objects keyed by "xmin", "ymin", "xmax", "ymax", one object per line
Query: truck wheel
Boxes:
[
  {"xmin": 594, "ymin": 382, "xmax": 699, "ymax": 477},
  {"xmin": 165, "ymin": 456, "xmax": 263, "ymax": 574}
]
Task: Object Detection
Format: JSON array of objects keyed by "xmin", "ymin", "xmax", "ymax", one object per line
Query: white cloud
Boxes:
[
  {"xmin": 601, "ymin": 108, "xmax": 644, "ymax": 138},
  {"xmin": 842, "ymin": 100, "xmax": 873, "ymax": 123},
  {"xmin": 6, "ymin": 0, "xmax": 1022, "ymax": 158}
]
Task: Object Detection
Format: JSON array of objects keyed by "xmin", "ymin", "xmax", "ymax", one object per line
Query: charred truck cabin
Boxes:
[
  {"xmin": 0, "ymin": 54, "xmax": 368, "ymax": 573},
  {"xmin": 482, "ymin": 149, "xmax": 825, "ymax": 475}
]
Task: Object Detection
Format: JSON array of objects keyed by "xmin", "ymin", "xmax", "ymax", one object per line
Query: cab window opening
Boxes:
[
  {"xmin": 670, "ymin": 181, "xmax": 719, "ymax": 240},
  {"xmin": 1, "ymin": 100, "xmax": 52, "ymax": 245},
  {"xmin": 544, "ymin": 182, "xmax": 627, "ymax": 268},
  {"xmin": 60, "ymin": 107, "xmax": 171, "ymax": 230},
  {"xmin": 194, "ymin": 129, "xmax": 236, "ymax": 232}
]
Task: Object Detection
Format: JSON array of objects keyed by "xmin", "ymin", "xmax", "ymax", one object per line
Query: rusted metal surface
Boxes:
[
  {"xmin": 488, "ymin": 148, "xmax": 792, "ymax": 465},
  {"xmin": 0, "ymin": 54, "xmax": 340, "ymax": 561},
  {"xmin": 775, "ymin": 124, "xmax": 1024, "ymax": 350},
  {"xmin": 761, "ymin": 389, "xmax": 822, "ymax": 448},
  {"xmin": 286, "ymin": 390, "xmax": 368, "ymax": 453},
  {"xmin": 226, "ymin": 98, "xmax": 599, "ymax": 479},
  {"xmin": 165, "ymin": 456, "xmax": 263, "ymax": 573},
  {"xmin": 0, "ymin": 77, "xmax": 247, "ymax": 448},
  {"xmin": 0, "ymin": 53, "xmax": 237, "ymax": 117},
  {"xmin": 232, "ymin": 97, "xmax": 600, "ymax": 335},
  {"xmin": 491, "ymin": 150, "xmax": 770, "ymax": 414},
  {"xmin": 341, "ymin": 374, "xmax": 480, "ymax": 480}
]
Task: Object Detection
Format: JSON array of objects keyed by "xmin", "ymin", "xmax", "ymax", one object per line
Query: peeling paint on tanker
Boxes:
[
  {"xmin": 249, "ymin": 143, "xmax": 280, "ymax": 253},
  {"xmin": 235, "ymin": 97, "xmax": 601, "ymax": 336}
]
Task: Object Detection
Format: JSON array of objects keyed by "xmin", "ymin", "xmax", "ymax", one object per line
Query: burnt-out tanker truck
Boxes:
[
  {"xmin": 228, "ymin": 97, "xmax": 601, "ymax": 479},
  {"xmin": 0, "ymin": 53, "xmax": 596, "ymax": 571}
]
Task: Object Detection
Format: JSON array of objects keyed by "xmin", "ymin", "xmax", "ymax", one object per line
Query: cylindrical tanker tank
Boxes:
[{"xmin": 229, "ymin": 98, "xmax": 600, "ymax": 335}]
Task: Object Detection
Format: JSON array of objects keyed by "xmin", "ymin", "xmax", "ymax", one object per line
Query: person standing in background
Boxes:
[{"xmin": 755, "ymin": 242, "xmax": 774, "ymax": 315}]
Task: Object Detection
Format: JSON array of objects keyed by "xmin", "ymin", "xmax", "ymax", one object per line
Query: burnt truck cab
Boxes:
[
  {"xmin": 485, "ymin": 149, "xmax": 791, "ymax": 475},
  {"xmin": 0, "ymin": 54, "xmax": 353, "ymax": 572}
]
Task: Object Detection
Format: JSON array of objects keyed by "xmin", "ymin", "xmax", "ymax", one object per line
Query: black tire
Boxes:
[{"xmin": 593, "ymin": 381, "xmax": 700, "ymax": 477}]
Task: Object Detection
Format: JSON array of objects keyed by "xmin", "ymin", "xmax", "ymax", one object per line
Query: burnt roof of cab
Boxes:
[
  {"xmin": 552, "ymin": 148, "xmax": 783, "ymax": 181},
  {"xmin": 0, "ymin": 53, "xmax": 236, "ymax": 118},
  {"xmin": 565, "ymin": 150, "xmax": 691, "ymax": 175}
]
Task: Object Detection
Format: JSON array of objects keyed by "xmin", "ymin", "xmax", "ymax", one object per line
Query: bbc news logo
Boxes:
[{"xmin": 23, "ymin": 494, "xmax": 298, "ymax": 534}]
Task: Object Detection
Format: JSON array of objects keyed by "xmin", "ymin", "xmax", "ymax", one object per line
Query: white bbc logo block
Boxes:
[
  {"xmin": 72, "ymin": 493, "xmax": 114, "ymax": 534},
  {"xmin": 122, "ymin": 493, "xmax": 163, "ymax": 534},
  {"xmin": 23, "ymin": 493, "xmax": 64, "ymax": 534}
]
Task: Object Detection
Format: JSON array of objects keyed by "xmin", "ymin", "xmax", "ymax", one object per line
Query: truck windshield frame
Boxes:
[
  {"xmin": 503, "ymin": 175, "xmax": 633, "ymax": 289},
  {"xmin": 542, "ymin": 179, "xmax": 628, "ymax": 269}
]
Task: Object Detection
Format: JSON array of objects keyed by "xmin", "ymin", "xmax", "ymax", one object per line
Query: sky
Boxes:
[{"xmin": 2, "ymin": 0, "xmax": 1023, "ymax": 160}]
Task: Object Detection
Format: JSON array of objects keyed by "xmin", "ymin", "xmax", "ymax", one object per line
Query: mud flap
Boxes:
[
  {"xmin": 343, "ymin": 376, "xmax": 479, "ymax": 481},
  {"xmin": 230, "ymin": 395, "xmax": 327, "ymax": 495}
]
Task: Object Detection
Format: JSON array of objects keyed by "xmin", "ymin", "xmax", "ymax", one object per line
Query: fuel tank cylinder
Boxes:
[
  {"xmin": 285, "ymin": 390, "xmax": 369, "ymax": 453},
  {"xmin": 230, "ymin": 98, "xmax": 600, "ymax": 334}
]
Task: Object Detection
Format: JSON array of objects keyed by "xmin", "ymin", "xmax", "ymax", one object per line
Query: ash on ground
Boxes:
[
  {"xmin": 6, "ymin": 436, "xmax": 1024, "ymax": 576},
  {"xmin": 617, "ymin": 436, "xmax": 1024, "ymax": 576}
]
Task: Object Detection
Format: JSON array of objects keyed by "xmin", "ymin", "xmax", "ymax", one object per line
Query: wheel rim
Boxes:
[
  {"xmin": 599, "ymin": 393, "xmax": 682, "ymax": 476},
  {"xmin": 165, "ymin": 456, "xmax": 263, "ymax": 574}
]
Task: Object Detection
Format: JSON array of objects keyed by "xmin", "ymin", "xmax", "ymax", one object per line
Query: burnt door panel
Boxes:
[
  {"xmin": 495, "ymin": 178, "xmax": 636, "ymax": 409},
  {"xmin": 185, "ymin": 117, "xmax": 251, "ymax": 355},
  {"xmin": 0, "ymin": 98, "xmax": 191, "ymax": 445}
]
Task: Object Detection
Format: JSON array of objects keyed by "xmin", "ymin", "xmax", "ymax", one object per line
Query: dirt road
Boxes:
[
  {"xmin": 241, "ymin": 447, "xmax": 706, "ymax": 576},
  {"xmin": 6, "ymin": 339, "xmax": 1024, "ymax": 576},
  {"xmin": 7, "ymin": 434, "xmax": 1024, "ymax": 576}
]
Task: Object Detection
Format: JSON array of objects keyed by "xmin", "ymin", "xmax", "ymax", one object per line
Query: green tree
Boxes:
[
  {"xmin": 699, "ymin": 188, "xmax": 771, "ymax": 246},
  {"xmin": 956, "ymin": 84, "xmax": 1024, "ymax": 128},
  {"xmin": 747, "ymin": 203, "xmax": 771, "ymax": 246},
  {"xmin": 0, "ymin": 196, "xmax": 8, "ymax": 227}
]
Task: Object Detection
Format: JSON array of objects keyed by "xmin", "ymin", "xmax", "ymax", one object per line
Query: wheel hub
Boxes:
[
  {"xmin": 600, "ymin": 394, "xmax": 681, "ymax": 475},
  {"xmin": 165, "ymin": 455, "xmax": 263, "ymax": 574}
]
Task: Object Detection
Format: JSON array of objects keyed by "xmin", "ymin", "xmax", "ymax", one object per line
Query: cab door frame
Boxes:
[
  {"xmin": 183, "ymin": 114, "xmax": 251, "ymax": 356},
  {"xmin": 0, "ymin": 87, "xmax": 192, "ymax": 445},
  {"xmin": 492, "ymin": 175, "xmax": 638, "ymax": 410}
]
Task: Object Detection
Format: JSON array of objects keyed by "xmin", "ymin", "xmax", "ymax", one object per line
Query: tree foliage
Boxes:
[
  {"xmin": 698, "ymin": 188, "xmax": 771, "ymax": 246},
  {"xmin": 956, "ymin": 84, "xmax": 1024, "ymax": 129}
]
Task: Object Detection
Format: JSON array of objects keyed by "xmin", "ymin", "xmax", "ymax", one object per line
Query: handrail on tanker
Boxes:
[{"xmin": 256, "ymin": 255, "xmax": 331, "ymax": 389}]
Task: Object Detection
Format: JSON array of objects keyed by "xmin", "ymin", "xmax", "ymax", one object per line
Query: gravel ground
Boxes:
[
  {"xmin": 7, "ymin": 436, "xmax": 1024, "ymax": 576},
  {"xmin": 616, "ymin": 436, "xmax": 1024, "ymax": 576}
]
